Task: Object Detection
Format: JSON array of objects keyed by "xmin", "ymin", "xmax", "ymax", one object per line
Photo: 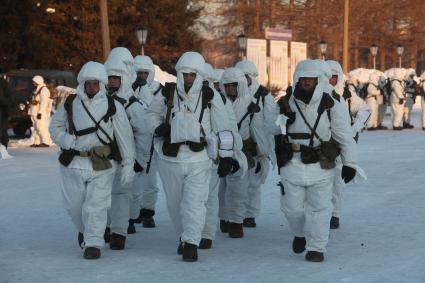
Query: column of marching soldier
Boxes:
[{"xmin": 49, "ymin": 47, "xmax": 371, "ymax": 263}]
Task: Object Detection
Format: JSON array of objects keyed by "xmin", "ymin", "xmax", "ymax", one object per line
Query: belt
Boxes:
[{"xmin": 290, "ymin": 143, "xmax": 320, "ymax": 152}]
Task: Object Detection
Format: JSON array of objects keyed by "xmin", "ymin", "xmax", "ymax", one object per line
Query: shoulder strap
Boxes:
[
  {"xmin": 111, "ymin": 94, "xmax": 126, "ymax": 106},
  {"xmin": 64, "ymin": 94, "xmax": 77, "ymax": 135},
  {"xmin": 80, "ymin": 100, "xmax": 113, "ymax": 145},
  {"xmin": 125, "ymin": 95, "xmax": 144, "ymax": 110},
  {"xmin": 153, "ymin": 84, "xmax": 163, "ymax": 96},
  {"xmin": 331, "ymin": 90, "xmax": 340, "ymax": 102}
]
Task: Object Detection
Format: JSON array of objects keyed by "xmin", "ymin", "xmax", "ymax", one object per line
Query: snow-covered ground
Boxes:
[{"xmin": 1, "ymin": 109, "xmax": 425, "ymax": 283}]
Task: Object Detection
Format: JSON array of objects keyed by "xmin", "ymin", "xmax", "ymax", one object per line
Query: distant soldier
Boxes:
[{"xmin": 29, "ymin": 75, "xmax": 53, "ymax": 147}]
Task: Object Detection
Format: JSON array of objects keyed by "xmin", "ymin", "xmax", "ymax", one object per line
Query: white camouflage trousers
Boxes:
[
  {"xmin": 280, "ymin": 175, "xmax": 333, "ymax": 253},
  {"xmin": 157, "ymin": 158, "xmax": 212, "ymax": 246},
  {"xmin": 60, "ymin": 164, "xmax": 116, "ymax": 248}
]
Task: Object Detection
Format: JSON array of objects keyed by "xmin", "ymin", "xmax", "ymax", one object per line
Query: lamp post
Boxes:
[
  {"xmin": 319, "ymin": 40, "xmax": 328, "ymax": 60},
  {"xmin": 396, "ymin": 44, "xmax": 404, "ymax": 68},
  {"xmin": 370, "ymin": 44, "xmax": 378, "ymax": 69},
  {"xmin": 136, "ymin": 26, "xmax": 148, "ymax": 55},
  {"xmin": 237, "ymin": 33, "xmax": 247, "ymax": 60}
]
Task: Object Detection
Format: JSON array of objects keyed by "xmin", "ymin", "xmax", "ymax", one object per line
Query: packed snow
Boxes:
[{"xmin": 0, "ymin": 109, "xmax": 424, "ymax": 283}]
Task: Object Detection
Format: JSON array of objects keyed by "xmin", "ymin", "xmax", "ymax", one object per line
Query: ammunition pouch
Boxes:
[
  {"xmin": 299, "ymin": 145, "xmax": 320, "ymax": 164},
  {"xmin": 58, "ymin": 145, "xmax": 113, "ymax": 171},
  {"xmin": 107, "ymin": 139, "xmax": 122, "ymax": 162},
  {"xmin": 317, "ymin": 139, "xmax": 340, "ymax": 169},
  {"xmin": 274, "ymin": 134, "xmax": 293, "ymax": 168},
  {"xmin": 162, "ymin": 137, "xmax": 206, "ymax": 157},
  {"xmin": 242, "ymin": 138, "xmax": 258, "ymax": 168}
]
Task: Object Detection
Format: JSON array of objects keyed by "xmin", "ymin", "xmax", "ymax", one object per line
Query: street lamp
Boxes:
[
  {"xmin": 370, "ymin": 44, "xmax": 378, "ymax": 69},
  {"xmin": 319, "ymin": 40, "xmax": 328, "ymax": 60},
  {"xmin": 396, "ymin": 44, "xmax": 404, "ymax": 68},
  {"xmin": 237, "ymin": 33, "xmax": 247, "ymax": 60},
  {"xmin": 135, "ymin": 26, "xmax": 148, "ymax": 55}
]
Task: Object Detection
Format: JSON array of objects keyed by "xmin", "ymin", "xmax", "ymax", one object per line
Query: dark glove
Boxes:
[
  {"xmin": 255, "ymin": 161, "xmax": 261, "ymax": 174},
  {"xmin": 36, "ymin": 113, "xmax": 42, "ymax": 120},
  {"xmin": 247, "ymin": 102, "xmax": 261, "ymax": 113},
  {"xmin": 217, "ymin": 157, "xmax": 234, "ymax": 177},
  {"xmin": 231, "ymin": 158, "xmax": 240, "ymax": 174},
  {"xmin": 134, "ymin": 161, "xmax": 144, "ymax": 173},
  {"xmin": 202, "ymin": 85, "xmax": 214, "ymax": 98},
  {"xmin": 132, "ymin": 77, "xmax": 147, "ymax": 91},
  {"xmin": 341, "ymin": 165, "xmax": 356, "ymax": 184},
  {"xmin": 162, "ymin": 82, "xmax": 175, "ymax": 97},
  {"xmin": 154, "ymin": 123, "xmax": 171, "ymax": 137},
  {"xmin": 398, "ymin": 98, "xmax": 404, "ymax": 105}
]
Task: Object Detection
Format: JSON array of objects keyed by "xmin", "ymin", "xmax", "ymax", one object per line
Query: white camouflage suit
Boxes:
[
  {"xmin": 201, "ymin": 64, "xmax": 247, "ymax": 242},
  {"xmin": 130, "ymin": 55, "xmax": 162, "ymax": 220},
  {"xmin": 327, "ymin": 61, "xmax": 370, "ymax": 220},
  {"xmin": 29, "ymin": 76, "xmax": 53, "ymax": 146},
  {"xmin": 403, "ymin": 68, "xmax": 418, "ymax": 126},
  {"xmin": 104, "ymin": 47, "xmax": 139, "ymax": 238},
  {"xmin": 49, "ymin": 61, "xmax": 135, "ymax": 249},
  {"xmin": 218, "ymin": 67, "xmax": 268, "ymax": 225},
  {"xmin": 235, "ymin": 60, "xmax": 276, "ymax": 221},
  {"xmin": 278, "ymin": 60, "xmax": 358, "ymax": 253},
  {"xmin": 366, "ymin": 71, "xmax": 383, "ymax": 128},
  {"xmin": 420, "ymin": 71, "xmax": 425, "ymax": 129},
  {"xmin": 390, "ymin": 68, "xmax": 407, "ymax": 128},
  {"xmin": 147, "ymin": 52, "xmax": 234, "ymax": 247}
]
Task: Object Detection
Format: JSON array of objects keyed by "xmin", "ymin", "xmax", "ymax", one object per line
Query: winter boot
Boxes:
[
  {"xmin": 104, "ymin": 227, "xmax": 111, "ymax": 243},
  {"xmin": 141, "ymin": 209, "xmax": 156, "ymax": 228},
  {"xmin": 403, "ymin": 122, "xmax": 414, "ymax": 129},
  {"xmin": 127, "ymin": 219, "xmax": 136, "ymax": 234},
  {"xmin": 228, "ymin": 222, "xmax": 244, "ymax": 238},
  {"xmin": 220, "ymin": 220, "xmax": 229, "ymax": 233},
  {"xmin": 305, "ymin": 251, "xmax": 324, "ymax": 262},
  {"xmin": 393, "ymin": 126, "xmax": 403, "ymax": 131},
  {"xmin": 83, "ymin": 247, "xmax": 101, "ymax": 260},
  {"xmin": 243, "ymin": 217, "xmax": 257, "ymax": 228},
  {"xmin": 78, "ymin": 232, "xmax": 84, "ymax": 249},
  {"xmin": 292, "ymin": 236, "xmax": 306, "ymax": 254},
  {"xmin": 367, "ymin": 127, "xmax": 377, "ymax": 131},
  {"xmin": 182, "ymin": 242, "xmax": 198, "ymax": 262},
  {"xmin": 110, "ymin": 233, "xmax": 126, "ymax": 250},
  {"xmin": 330, "ymin": 216, "xmax": 340, "ymax": 229},
  {"xmin": 199, "ymin": 238, "xmax": 212, "ymax": 249},
  {"xmin": 38, "ymin": 143, "xmax": 50, "ymax": 147},
  {"xmin": 377, "ymin": 124, "xmax": 387, "ymax": 130}
]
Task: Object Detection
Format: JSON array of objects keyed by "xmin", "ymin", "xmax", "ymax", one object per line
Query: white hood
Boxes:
[
  {"xmin": 175, "ymin": 51, "xmax": 205, "ymax": 98},
  {"xmin": 105, "ymin": 47, "xmax": 135, "ymax": 100},
  {"xmin": 76, "ymin": 61, "xmax": 108, "ymax": 100},
  {"xmin": 293, "ymin": 59, "xmax": 329, "ymax": 104},
  {"xmin": 235, "ymin": 60, "xmax": 260, "ymax": 96},
  {"xmin": 203, "ymin": 63, "xmax": 217, "ymax": 87},
  {"xmin": 134, "ymin": 55, "xmax": 155, "ymax": 86},
  {"xmin": 326, "ymin": 60, "xmax": 344, "ymax": 95}
]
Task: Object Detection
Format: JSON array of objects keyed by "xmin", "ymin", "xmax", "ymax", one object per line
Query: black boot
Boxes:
[
  {"xmin": 83, "ymin": 247, "xmax": 101, "ymax": 259},
  {"xmin": 305, "ymin": 251, "xmax": 324, "ymax": 262},
  {"xmin": 393, "ymin": 126, "xmax": 403, "ymax": 131},
  {"xmin": 141, "ymin": 209, "xmax": 156, "ymax": 228},
  {"xmin": 199, "ymin": 238, "xmax": 212, "ymax": 249},
  {"xmin": 104, "ymin": 227, "xmax": 111, "ymax": 243},
  {"xmin": 403, "ymin": 122, "xmax": 414, "ymax": 129},
  {"xmin": 228, "ymin": 222, "xmax": 244, "ymax": 238},
  {"xmin": 182, "ymin": 242, "xmax": 198, "ymax": 262},
  {"xmin": 78, "ymin": 232, "xmax": 84, "ymax": 249},
  {"xmin": 127, "ymin": 219, "xmax": 136, "ymax": 234},
  {"xmin": 292, "ymin": 236, "xmax": 306, "ymax": 254},
  {"xmin": 220, "ymin": 220, "xmax": 229, "ymax": 233},
  {"xmin": 243, "ymin": 217, "xmax": 256, "ymax": 228},
  {"xmin": 110, "ymin": 233, "xmax": 126, "ymax": 250},
  {"xmin": 330, "ymin": 216, "xmax": 340, "ymax": 229}
]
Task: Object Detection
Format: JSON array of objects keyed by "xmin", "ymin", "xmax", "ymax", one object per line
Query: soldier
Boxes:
[
  {"xmin": 49, "ymin": 61, "xmax": 135, "ymax": 259},
  {"xmin": 403, "ymin": 68, "xmax": 418, "ymax": 129},
  {"xmin": 327, "ymin": 60, "xmax": 370, "ymax": 229},
  {"xmin": 129, "ymin": 55, "xmax": 163, "ymax": 228},
  {"xmin": 390, "ymin": 68, "xmax": 407, "ymax": 130},
  {"xmin": 275, "ymin": 59, "xmax": 358, "ymax": 262},
  {"xmin": 147, "ymin": 51, "xmax": 235, "ymax": 262},
  {"xmin": 200, "ymin": 64, "xmax": 246, "ymax": 249},
  {"xmin": 235, "ymin": 60, "xmax": 277, "ymax": 228},
  {"xmin": 366, "ymin": 71, "xmax": 383, "ymax": 130},
  {"xmin": 29, "ymin": 75, "xmax": 53, "ymax": 147}
]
